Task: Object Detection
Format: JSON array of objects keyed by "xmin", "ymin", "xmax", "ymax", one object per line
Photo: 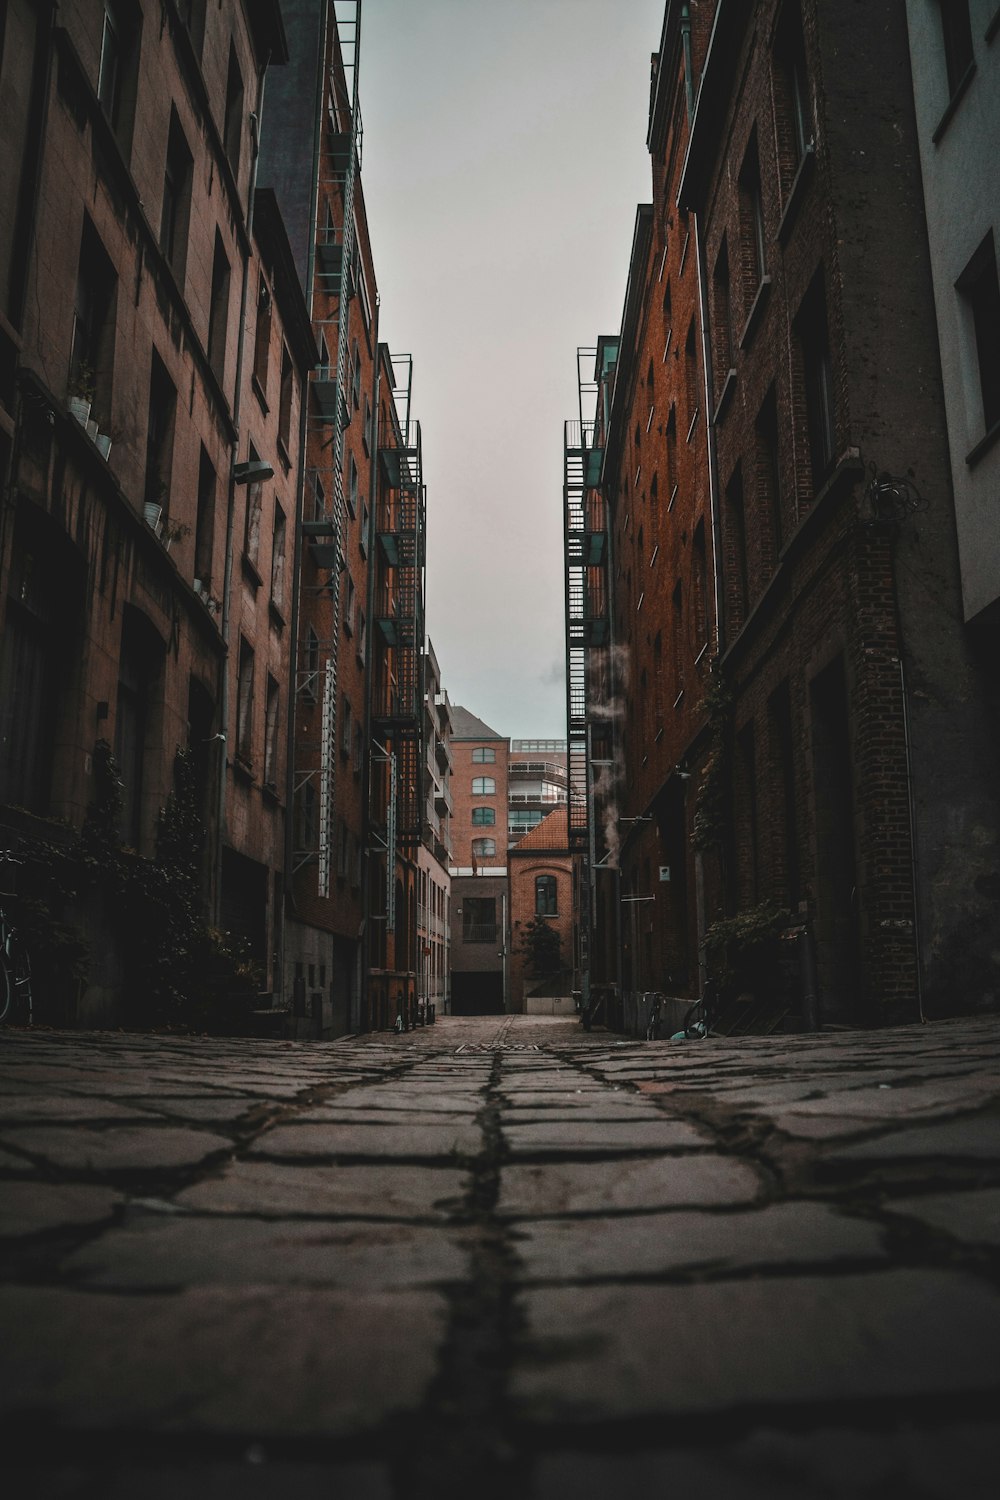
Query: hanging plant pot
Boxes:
[{"xmin": 69, "ymin": 396, "xmax": 91, "ymax": 426}]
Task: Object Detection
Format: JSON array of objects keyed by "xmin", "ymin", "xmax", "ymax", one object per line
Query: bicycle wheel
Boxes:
[{"xmin": 2, "ymin": 929, "xmax": 31, "ymax": 1025}]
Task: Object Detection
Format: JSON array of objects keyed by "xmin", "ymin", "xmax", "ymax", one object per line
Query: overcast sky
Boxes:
[{"xmin": 357, "ymin": 0, "xmax": 665, "ymax": 739}]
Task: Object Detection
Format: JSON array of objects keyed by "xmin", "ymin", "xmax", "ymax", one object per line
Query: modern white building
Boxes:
[{"xmin": 905, "ymin": 1, "xmax": 1000, "ymax": 624}]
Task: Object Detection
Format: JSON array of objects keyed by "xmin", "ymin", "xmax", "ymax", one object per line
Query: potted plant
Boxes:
[
  {"xmin": 144, "ymin": 478, "xmax": 168, "ymax": 530},
  {"xmin": 67, "ymin": 363, "xmax": 95, "ymax": 426},
  {"xmin": 161, "ymin": 518, "xmax": 191, "ymax": 553}
]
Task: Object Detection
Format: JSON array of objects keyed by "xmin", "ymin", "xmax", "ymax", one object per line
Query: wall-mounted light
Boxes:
[{"xmin": 234, "ymin": 460, "xmax": 274, "ymax": 485}]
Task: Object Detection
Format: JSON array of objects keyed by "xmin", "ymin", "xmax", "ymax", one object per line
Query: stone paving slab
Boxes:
[
  {"xmin": 0, "ymin": 1182, "xmax": 121, "ymax": 1238},
  {"xmin": 0, "ymin": 1285, "xmax": 447, "ymax": 1436},
  {"xmin": 176, "ymin": 1160, "xmax": 468, "ymax": 1219},
  {"xmin": 511, "ymin": 1201, "xmax": 888, "ymax": 1280},
  {"xmin": 0, "ymin": 1124, "xmax": 234, "ymax": 1172},
  {"xmin": 11, "ymin": 1462, "xmax": 394, "ymax": 1500},
  {"xmin": 497, "ymin": 1155, "xmax": 762, "ymax": 1215},
  {"xmin": 528, "ymin": 1424, "xmax": 1000, "ymax": 1500},
  {"xmin": 247, "ymin": 1120, "xmax": 481, "ymax": 1159},
  {"xmin": 501, "ymin": 1118, "xmax": 708, "ymax": 1155},
  {"xmin": 887, "ymin": 1187, "xmax": 1000, "ymax": 1247},
  {"xmin": 512, "ymin": 1270, "xmax": 1000, "ymax": 1420},
  {"xmin": 62, "ymin": 1214, "xmax": 469, "ymax": 1289}
]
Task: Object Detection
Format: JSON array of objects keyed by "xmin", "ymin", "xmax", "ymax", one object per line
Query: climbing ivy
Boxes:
[{"xmin": 692, "ymin": 659, "xmax": 731, "ymax": 853}]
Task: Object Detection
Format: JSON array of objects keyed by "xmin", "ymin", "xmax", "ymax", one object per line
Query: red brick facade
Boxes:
[{"xmin": 509, "ymin": 808, "xmax": 574, "ymax": 1014}]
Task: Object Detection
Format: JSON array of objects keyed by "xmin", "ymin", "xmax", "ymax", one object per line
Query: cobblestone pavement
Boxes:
[{"xmin": 2, "ymin": 1012, "xmax": 1000, "ymax": 1497}]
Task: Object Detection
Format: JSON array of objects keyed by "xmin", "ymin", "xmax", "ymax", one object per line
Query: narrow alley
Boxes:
[{"xmin": 3, "ymin": 1014, "xmax": 999, "ymax": 1497}]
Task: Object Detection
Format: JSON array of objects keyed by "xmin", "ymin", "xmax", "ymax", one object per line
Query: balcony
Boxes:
[
  {"xmin": 461, "ymin": 923, "xmax": 499, "ymax": 945},
  {"xmin": 509, "ymin": 760, "xmax": 568, "ymax": 786}
]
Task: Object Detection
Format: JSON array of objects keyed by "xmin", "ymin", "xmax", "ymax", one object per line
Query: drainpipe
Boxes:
[
  {"xmin": 692, "ymin": 214, "xmax": 725, "ymax": 658},
  {"xmin": 215, "ymin": 57, "xmax": 269, "ymax": 924},
  {"xmin": 359, "ymin": 319, "xmax": 381, "ymax": 1033},
  {"xmin": 680, "ymin": 4, "xmax": 696, "ymax": 122}
]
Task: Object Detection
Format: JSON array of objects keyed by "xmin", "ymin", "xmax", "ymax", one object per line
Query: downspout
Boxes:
[
  {"xmin": 215, "ymin": 56, "xmax": 269, "ymax": 924},
  {"xmin": 2, "ymin": 1, "xmax": 56, "ymax": 578},
  {"xmin": 359, "ymin": 315, "xmax": 381, "ymax": 1033},
  {"xmin": 680, "ymin": 3, "xmax": 696, "ymax": 122},
  {"xmin": 283, "ymin": 12, "xmax": 330, "ymax": 955},
  {"xmin": 692, "ymin": 216, "xmax": 725, "ymax": 657}
]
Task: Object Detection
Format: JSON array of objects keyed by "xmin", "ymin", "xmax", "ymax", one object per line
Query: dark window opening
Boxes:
[
  {"xmin": 223, "ymin": 43, "xmax": 244, "ymax": 176},
  {"xmin": 938, "ymin": 0, "xmax": 974, "ymax": 98},
  {"xmin": 194, "ymin": 446, "xmax": 216, "ymax": 588},
  {"xmin": 144, "ymin": 349, "xmax": 177, "ymax": 514},
  {"xmin": 957, "ymin": 230, "xmax": 1000, "ymax": 433},
  {"xmin": 69, "ymin": 216, "xmax": 117, "ymax": 426},
  {"xmin": 207, "ymin": 231, "xmax": 230, "ymax": 384},
  {"xmin": 535, "ymin": 874, "xmax": 557, "ymax": 917},
  {"xmin": 160, "ymin": 109, "xmax": 193, "ymax": 284}
]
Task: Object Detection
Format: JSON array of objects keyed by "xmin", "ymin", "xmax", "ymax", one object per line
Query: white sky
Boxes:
[{"xmin": 357, "ymin": 0, "xmax": 665, "ymax": 738}]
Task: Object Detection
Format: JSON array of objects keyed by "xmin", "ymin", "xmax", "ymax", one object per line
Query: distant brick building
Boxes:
[
  {"xmin": 448, "ymin": 706, "xmax": 508, "ymax": 1015},
  {"xmin": 417, "ymin": 639, "xmax": 452, "ymax": 1018},
  {"xmin": 508, "ymin": 807, "xmax": 575, "ymax": 1015}
]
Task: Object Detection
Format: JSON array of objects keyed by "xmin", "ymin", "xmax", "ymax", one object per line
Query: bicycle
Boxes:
[
  {"xmin": 645, "ymin": 992, "xmax": 666, "ymax": 1041},
  {"xmin": 674, "ymin": 976, "xmax": 718, "ymax": 1041},
  {"xmin": 0, "ymin": 854, "xmax": 33, "ymax": 1026}
]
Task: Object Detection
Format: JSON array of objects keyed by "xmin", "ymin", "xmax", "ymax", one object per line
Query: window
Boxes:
[
  {"xmin": 353, "ymin": 723, "xmax": 364, "ymax": 775},
  {"xmin": 341, "ymin": 695, "xmax": 352, "ymax": 758},
  {"xmin": 264, "ymin": 675, "xmax": 280, "ymax": 789},
  {"xmin": 739, "ymin": 137, "xmax": 767, "ymax": 295},
  {"xmin": 270, "ymin": 504, "xmax": 286, "ymax": 608},
  {"xmin": 177, "ymin": 0, "xmax": 206, "ymax": 56},
  {"xmin": 351, "ymin": 338, "xmax": 361, "ymax": 406},
  {"xmin": 343, "ymin": 571, "xmax": 356, "ymax": 634},
  {"xmin": 116, "ymin": 613, "xmax": 163, "ymax": 849},
  {"xmin": 798, "ymin": 275, "xmax": 836, "ymax": 489},
  {"xmin": 472, "ymin": 837, "xmax": 496, "ymax": 858},
  {"xmin": 207, "ymin": 231, "xmax": 230, "ymax": 384},
  {"xmin": 471, "ymin": 806, "xmax": 496, "ymax": 826},
  {"xmin": 509, "ymin": 808, "xmax": 545, "ymax": 833},
  {"xmin": 160, "ymin": 110, "xmax": 193, "ymax": 283},
  {"xmin": 684, "ymin": 318, "xmax": 699, "ymax": 436},
  {"xmin": 223, "ymin": 43, "xmax": 244, "ymax": 174},
  {"xmin": 535, "ymin": 875, "xmax": 557, "ymax": 917},
  {"xmin": 774, "ymin": 2, "xmax": 812, "ymax": 184},
  {"xmin": 712, "ymin": 235, "xmax": 733, "ymax": 388},
  {"xmin": 755, "ymin": 388, "xmax": 783, "ymax": 556},
  {"xmin": 194, "ymin": 446, "xmax": 215, "ymax": 588},
  {"xmin": 253, "ymin": 273, "xmax": 271, "ymax": 394},
  {"xmin": 472, "ymin": 747, "xmax": 496, "ymax": 763},
  {"xmin": 957, "ymin": 230, "xmax": 1000, "ymax": 436},
  {"xmin": 243, "ymin": 444, "xmax": 263, "ymax": 566},
  {"xmin": 98, "ymin": 2, "xmax": 139, "ymax": 148},
  {"xmin": 356, "ymin": 608, "xmax": 366, "ymax": 663},
  {"xmin": 472, "ymin": 776, "xmax": 496, "ymax": 795},
  {"xmin": 938, "ymin": 0, "xmax": 974, "ymax": 99},
  {"xmin": 236, "ymin": 636, "xmax": 254, "ymax": 763},
  {"xmin": 278, "ymin": 347, "xmax": 293, "ymax": 452},
  {"xmin": 302, "ymin": 627, "xmax": 320, "ymax": 701},
  {"xmin": 347, "ymin": 452, "xmax": 358, "ymax": 516},
  {"xmin": 463, "ymin": 896, "xmax": 496, "ymax": 943},
  {"xmin": 724, "ymin": 465, "xmax": 748, "ymax": 635},
  {"xmin": 693, "ymin": 519, "xmax": 709, "ymax": 649},
  {"xmin": 144, "ymin": 350, "xmax": 176, "ymax": 512},
  {"xmin": 337, "ymin": 818, "xmax": 349, "ymax": 879},
  {"xmin": 363, "ymin": 394, "xmax": 373, "ymax": 453},
  {"xmin": 69, "ymin": 217, "xmax": 116, "ymax": 425}
]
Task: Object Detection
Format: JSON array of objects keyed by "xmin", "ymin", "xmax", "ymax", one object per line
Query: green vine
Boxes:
[{"xmin": 702, "ymin": 900, "xmax": 792, "ymax": 997}]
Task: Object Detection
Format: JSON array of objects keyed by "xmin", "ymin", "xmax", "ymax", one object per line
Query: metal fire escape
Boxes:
[
  {"xmin": 293, "ymin": 1, "xmax": 362, "ymax": 892},
  {"xmin": 372, "ymin": 355, "xmax": 426, "ymax": 908},
  {"xmin": 564, "ymin": 344, "xmax": 614, "ymax": 1007}
]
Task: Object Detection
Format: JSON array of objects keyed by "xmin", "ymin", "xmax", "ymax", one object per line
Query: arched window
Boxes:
[
  {"xmin": 472, "ymin": 747, "xmax": 496, "ymax": 763},
  {"xmin": 535, "ymin": 874, "xmax": 557, "ymax": 916},
  {"xmin": 472, "ymin": 837, "xmax": 496, "ymax": 858},
  {"xmin": 471, "ymin": 806, "xmax": 495, "ymax": 826},
  {"xmin": 472, "ymin": 776, "xmax": 496, "ymax": 795}
]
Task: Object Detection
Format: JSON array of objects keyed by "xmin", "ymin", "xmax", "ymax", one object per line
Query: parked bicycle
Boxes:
[
  {"xmin": 674, "ymin": 976, "xmax": 718, "ymax": 1041},
  {"xmin": 645, "ymin": 992, "xmax": 667, "ymax": 1041},
  {"xmin": 0, "ymin": 854, "xmax": 33, "ymax": 1026}
]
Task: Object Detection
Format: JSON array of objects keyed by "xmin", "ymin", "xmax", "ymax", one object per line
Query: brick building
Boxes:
[
  {"xmin": 417, "ymin": 638, "xmax": 451, "ymax": 1019},
  {"xmin": 448, "ymin": 705, "xmax": 509, "ymax": 1015},
  {"xmin": 508, "ymin": 738, "xmax": 568, "ymax": 846},
  {"xmin": 568, "ymin": 0, "xmax": 1000, "ymax": 1028},
  {"xmin": 508, "ymin": 806, "xmax": 575, "ymax": 1015},
  {"xmin": 0, "ymin": 0, "xmax": 306, "ymax": 1020},
  {"xmin": 257, "ymin": 4, "xmax": 429, "ymax": 1036}
]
